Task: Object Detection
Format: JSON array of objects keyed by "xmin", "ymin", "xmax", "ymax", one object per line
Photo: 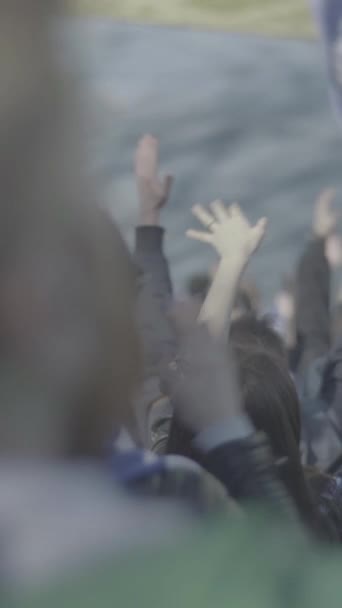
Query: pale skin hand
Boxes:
[
  {"xmin": 274, "ymin": 290, "xmax": 296, "ymax": 349},
  {"xmin": 325, "ymin": 233, "xmax": 342, "ymax": 268},
  {"xmin": 187, "ymin": 201, "xmax": 267, "ymax": 264},
  {"xmin": 135, "ymin": 134, "xmax": 173, "ymax": 226},
  {"xmin": 186, "ymin": 201, "xmax": 267, "ymax": 339},
  {"xmin": 313, "ymin": 188, "xmax": 338, "ymax": 239}
]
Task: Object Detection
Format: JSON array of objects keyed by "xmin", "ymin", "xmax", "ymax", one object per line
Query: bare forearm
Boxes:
[
  {"xmin": 199, "ymin": 257, "xmax": 245, "ymax": 339},
  {"xmin": 138, "ymin": 207, "xmax": 160, "ymax": 227}
]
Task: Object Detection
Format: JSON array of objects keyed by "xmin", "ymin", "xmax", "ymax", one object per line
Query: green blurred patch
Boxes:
[{"xmin": 72, "ymin": 0, "xmax": 314, "ymax": 38}]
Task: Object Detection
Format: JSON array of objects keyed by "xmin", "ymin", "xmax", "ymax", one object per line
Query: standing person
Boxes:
[
  {"xmin": 173, "ymin": 199, "xmax": 337, "ymax": 540},
  {"xmin": 133, "ymin": 134, "xmax": 176, "ymax": 451}
]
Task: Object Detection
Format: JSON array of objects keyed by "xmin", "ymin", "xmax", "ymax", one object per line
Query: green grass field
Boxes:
[{"xmin": 73, "ymin": 0, "xmax": 314, "ymax": 38}]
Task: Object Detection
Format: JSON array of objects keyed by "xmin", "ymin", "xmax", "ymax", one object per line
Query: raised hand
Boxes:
[
  {"xmin": 313, "ymin": 188, "xmax": 338, "ymax": 239},
  {"xmin": 135, "ymin": 134, "xmax": 173, "ymax": 225},
  {"xmin": 325, "ymin": 233, "xmax": 342, "ymax": 268},
  {"xmin": 186, "ymin": 201, "xmax": 267, "ymax": 264},
  {"xmin": 187, "ymin": 202, "xmax": 268, "ymax": 339}
]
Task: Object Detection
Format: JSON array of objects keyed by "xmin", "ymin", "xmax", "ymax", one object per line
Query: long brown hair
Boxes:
[{"xmin": 232, "ymin": 343, "xmax": 335, "ymax": 539}]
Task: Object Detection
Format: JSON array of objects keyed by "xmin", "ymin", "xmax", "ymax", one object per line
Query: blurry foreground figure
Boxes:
[
  {"xmin": 0, "ymin": 0, "xmax": 140, "ymax": 460},
  {"xmin": 0, "ymin": 0, "xmax": 186, "ymax": 600},
  {"xmin": 4, "ymin": 3, "xmax": 342, "ymax": 608}
]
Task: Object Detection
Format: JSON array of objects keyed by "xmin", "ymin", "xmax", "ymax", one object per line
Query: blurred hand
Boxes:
[
  {"xmin": 274, "ymin": 291, "xmax": 295, "ymax": 321},
  {"xmin": 336, "ymin": 285, "xmax": 342, "ymax": 304},
  {"xmin": 325, "ymin": 233, "xmax": 342, "ymax": 268},
  {"xmin": 187, "ymin": 201, "xmax": 267, "ymax": 265},
  {"xmin": 161, "ymin": 303, "xmax": 241, "ymax": 434},
  {"xmin": 135, "ymin": 134, "xmax": 173, "ymax": 225},
  {"xmin": 313, "ymin": 188, "xmax": 338, "ymax": 238}
]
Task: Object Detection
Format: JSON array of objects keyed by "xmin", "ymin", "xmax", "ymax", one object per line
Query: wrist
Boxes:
[
  {"xmin": 139, "ymin": 208, "xmax": 160, "ymax": 226},
  {"xmin": 313, "ymin": 222, "xmax": 330, "ymax": 239},
  {"xmin": 218, "ymin": 255, "xmax": 247, "ymax": 276}
]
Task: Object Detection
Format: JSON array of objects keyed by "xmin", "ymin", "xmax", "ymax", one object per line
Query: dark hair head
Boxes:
[
  {"xmin": 230, "ymin": 315, "xmax": 287, "ymax": 363},
  {"xmin": 234, "ymin": 348, "xmax": 301, "ymax": 459},
  {"xmin": 232, "ymin": 347, "xmax": 332, "ymax": 538}
]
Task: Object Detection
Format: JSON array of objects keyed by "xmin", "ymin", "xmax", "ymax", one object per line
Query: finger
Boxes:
[
  {"xmin": 141, "ymin": 134, "xmax": 158, "ymax": 148},
  {"xmin": 186, "ymin": 229, "xmax": 212, "ymax": 244},
  {"xmin": 144, "ymin": 136, "xmax": 158, "ymax": 173},
  {"xmin": 251, "ymin": 217, "xmax": 268, "ymax": 248},
  {"xmin": 162, "ymin": 174, "xmax": 174, "ymax": 200},
  {"xmin": 135, "ymin": 134, "xmax": 158, "ymax": 176},
  {"xmin": 192, "ymin": 204, "xmax": 215, "ymax": 229},
  {"xmin": 210, "ymin": 199, "xmax": 227, "ymax": 223},
  {"xmin": 255, "ymin": 217, "xmax": 268, "ymax": 231},
  {"xmin": 229, "ymin": 203, "xmax": 242, "ymax": 218},
  {"xmin": 136, "ymin": 134, "xmax": 157, "ymax": 156},
  {"xmin": 318, "ymin": 187, "xmax": 336, "ymax": 209}
]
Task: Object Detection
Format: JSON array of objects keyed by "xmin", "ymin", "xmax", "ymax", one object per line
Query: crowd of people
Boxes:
[{"xmin": 5, "ymin": 2, "xmax": 342, "ymax": 607}]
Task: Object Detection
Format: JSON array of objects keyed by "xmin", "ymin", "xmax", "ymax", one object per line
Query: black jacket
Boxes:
[{"xmin": 134, "ymin": 226, "xmax": 176, "ymax": 449}]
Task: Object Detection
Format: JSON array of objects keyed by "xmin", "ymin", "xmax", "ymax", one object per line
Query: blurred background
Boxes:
[{"xmin": 67, "ymin": 0, "xmax": 342, "ymax": 304}]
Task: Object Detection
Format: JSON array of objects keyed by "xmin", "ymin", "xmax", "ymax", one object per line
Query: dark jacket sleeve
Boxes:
[
  {"xmin": 201, "ymin": 433, "xmax": 297, "ymax": 520},
  {"xmin": 321, "ymin": 338, "xmax": 342, "ymax": 436},
  {"xmin": 294, "ymin": 238, "xmax": 330, "ymax": 375},
  {"xmin": 202, "ymin": 434, "xmax": 338, "ymax": 540},
  {"xmin": 134, "ymin": 226, "xmax": 177, "ymax": 448}
]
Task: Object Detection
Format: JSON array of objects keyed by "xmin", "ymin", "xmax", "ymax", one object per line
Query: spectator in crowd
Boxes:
[
  {"xmin": 164, "ymin": 199, "xmax": 337, "ymax": 539},
  {"xmin": 126, "ymin": 135, "xmax": 291, "ymax": 515},
  {"xmin": 293, "ymin": 189, "xmax": 342, "ymax": 477}
]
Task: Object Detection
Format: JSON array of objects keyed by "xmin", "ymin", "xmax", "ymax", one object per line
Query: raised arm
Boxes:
[
  {"xmin": 134, "ymin": 135, "xmax": 176, "ymax": 447},
  {"xmin": 135, "ymin": 134, "xmax": 174, "ymax": 301},
  {"xmin": 187, "ymin": 201, "xmax": 267, "ymax": 340},
  {"xmin": 295, "ymin": 189, "xmax": 337, "ymax": 375}
]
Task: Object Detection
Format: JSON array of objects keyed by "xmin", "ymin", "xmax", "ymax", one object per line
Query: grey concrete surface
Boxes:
[{"xmin": 66, "ymin": 19, "xmax": 342, "ymax": 303}]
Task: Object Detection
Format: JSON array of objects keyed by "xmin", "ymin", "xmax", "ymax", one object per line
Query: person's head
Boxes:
[
  {"xmin": 233, "ymin": 345, "xmax": 328, "ymax": 530},
  {"xmin": 233, "ymin": 348, "xmax": 301, "ymax": 460},
  {"xmin": 229, "ymin": 316, "xmax": 298, "ymax": 458},
  {"xmin": 230, "ymin": 315, "xmax": 287, "ymax": 363},
  {"xmin": 0, "ymin": 1, "xmax": 141, "ymax": 460}
]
